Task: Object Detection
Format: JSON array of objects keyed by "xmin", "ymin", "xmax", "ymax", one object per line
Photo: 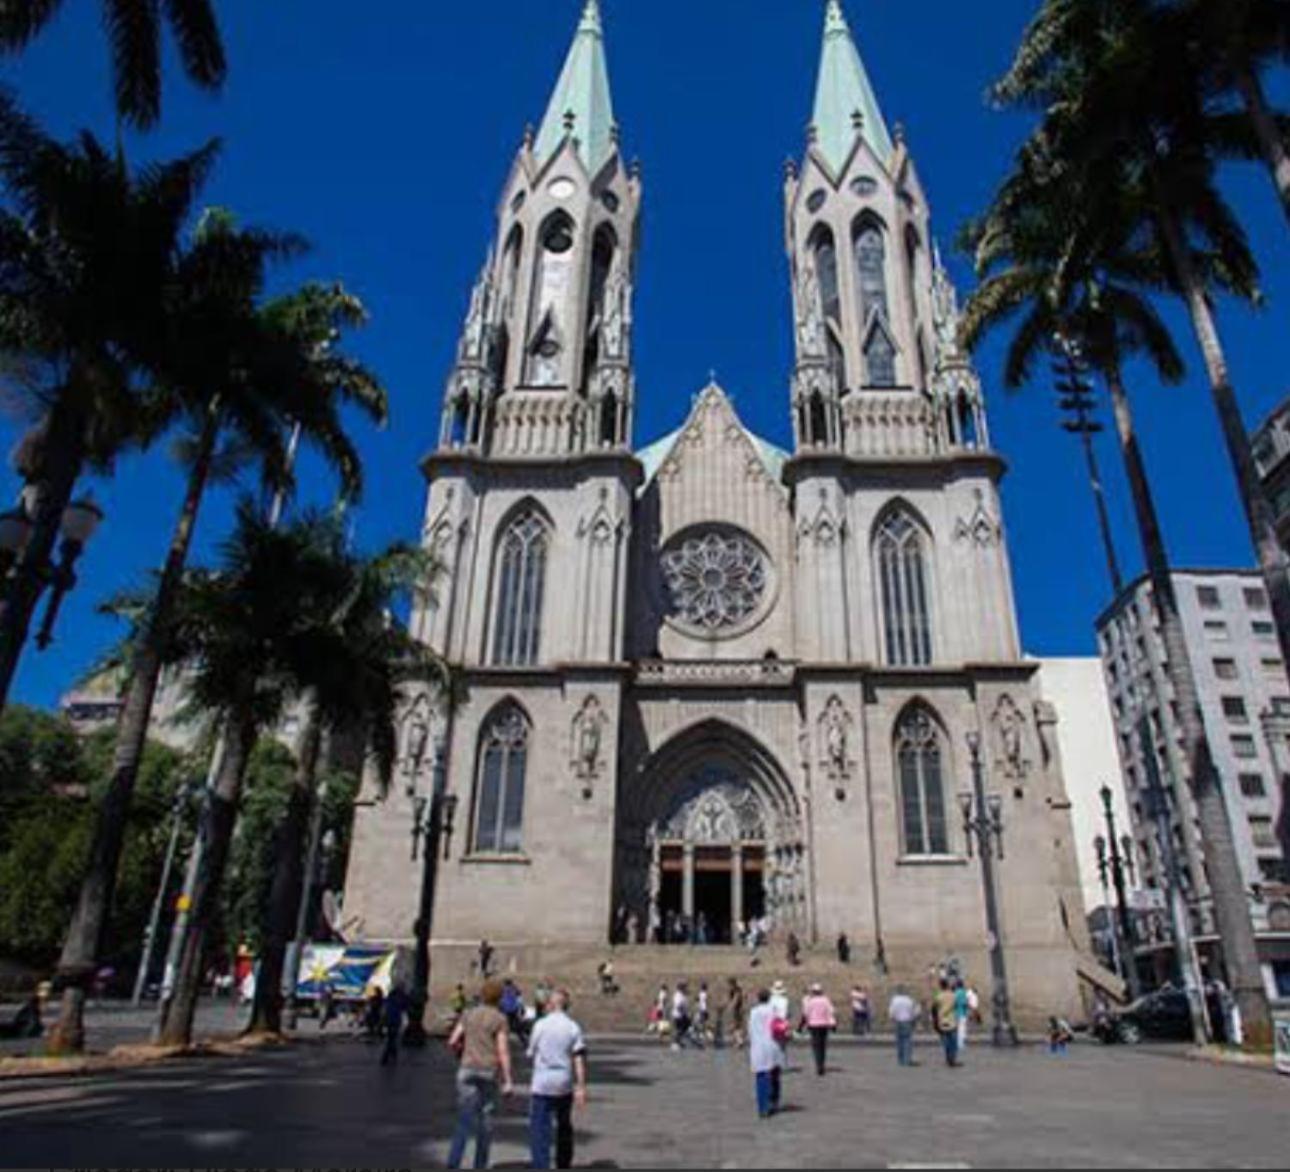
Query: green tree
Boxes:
[
  {"xmin": 982, "ymin": 0, "xmax": 1276, "ymax": 1046},
  {"xmin": 247, "ymin": 525, "xmax": 447, "ymax": 1035},
  {"xmin": 0, "ymin": 100, "xmax": 219, "ymax": 712},
  {"xmin": 0, "ymin": 0, "xmax": 226, "ymax": 130}
]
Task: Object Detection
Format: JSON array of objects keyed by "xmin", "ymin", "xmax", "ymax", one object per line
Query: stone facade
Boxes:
[{"xmin": 343, "ymin": 0, "xmax": 1088, "ymax": 1021}]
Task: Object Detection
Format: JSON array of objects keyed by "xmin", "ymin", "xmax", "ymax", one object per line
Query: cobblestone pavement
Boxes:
[{"xmin": 1, "ymin": 1026, "xmax": 1285, "ymax": 1168}]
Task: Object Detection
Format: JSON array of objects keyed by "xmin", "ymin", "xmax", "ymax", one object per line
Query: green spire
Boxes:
[
  {"xmin": 811, "ymin": 0, "xmax": 894, "ymax": 173},
  {"xmin": 534, "ymin": 0, "xmax": 617, "ymax": 175}
]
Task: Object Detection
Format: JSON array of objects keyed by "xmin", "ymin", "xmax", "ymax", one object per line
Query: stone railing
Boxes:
[
  {"xmin": 635, "ymin": 659, "xmax": 796, "ymax": 687},
  {"xmin": 840, "ymin": 390, "xmax": 939, "ymax": 459}
]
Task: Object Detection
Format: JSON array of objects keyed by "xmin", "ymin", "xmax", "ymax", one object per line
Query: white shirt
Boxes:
[
  {"xmin": 748, "ymin": 1003, "xmax": 784, "ymax": 1073},
  {"xmin": 769, "ymin": 992, "xmax": 789, "ymax": 1021},
  {"xmin": 698, "ymin": 989, "xmax": 709, "ymax": 1015},
  {"xmin": 672, "ymin": 990, "xmax": 690, "ymax": 1020},
  {"xmin": 888, "ymin": 993, "xmax": 919, "ymax": 1025},
  {"xmin": 526, "ymin": 1010, "xmax": 586, "ymax": 1098}
]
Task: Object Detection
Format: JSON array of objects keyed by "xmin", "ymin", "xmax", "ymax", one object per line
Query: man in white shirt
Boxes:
[
  {"xmin": 527, "ymin": 989, "xmax": 588, "ymax": 1169},
  {"xmin": 888, "ymin": 985, "xmax": 920, "ymax": 1067},
  {"xmin": 748, "ymin": 987, "xmax": 785, "ymax": 1118}
]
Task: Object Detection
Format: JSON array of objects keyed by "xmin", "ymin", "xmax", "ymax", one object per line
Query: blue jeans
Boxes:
[
  {"xmin": 447, "ymin": 1070, "xmax": 497, "ymax": 1169},
  {"xmin": 529, "ymin": 1093, "xmax": 574, "ymax": 1169},
  {"xmin": 895, "ymin": 1021, "xmax": 915, "ymax": 1066},
  {"xmin": 754, "ymin": 1067, "xmax": 782, "ymax": 1118},
  {"xmin": 940, "ymin": 1029, "xmax": 960, "ymax": 1066}
]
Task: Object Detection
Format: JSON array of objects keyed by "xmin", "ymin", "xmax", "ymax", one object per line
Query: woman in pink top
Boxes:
[{"xmin": 800, "ymin": 983, "xmax": 838, "ymax": 1076}]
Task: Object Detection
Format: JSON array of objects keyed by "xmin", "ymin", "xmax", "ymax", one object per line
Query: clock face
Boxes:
[
  {"xmin": 660, "ymin": 526, "xmax": 774, "ymax": 637},
  {"xmin": 548, "ymin": 177, "xmax": 578, "ymax": 201}
]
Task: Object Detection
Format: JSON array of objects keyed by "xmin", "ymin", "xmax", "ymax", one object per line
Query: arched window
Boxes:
[
  {"xmin": 904, "ymin": 225, "xmax": 922, "ymax": 333},
  {"xmin": 472, "ymin": 703, "xmax": 530, "ymax": 854},
  {"xmin": 501, "ymin": 225, "xmax": 524, "ymax": 322},
  {"xmin": 491, "ymin": 508, "xmax": 549, "ymax": 665},
  {"xmin": 854, "ymin": 221, "xmax": 890, "ymax": 323},
  {"xmin": 895, "ymin": 706, "xmax": 949, "ymax": 856},
  {"xmin": 865, "ymin": 325, "xmax": 897, "ymax": 387},
  {"xmin": 583, "ymin": 226, "xmax": 616, "ymax": 395},
  {"xmin": 876, "ymin": 509, "xmax": 932, "ymax": 666},
  {"xmin": 526, "ymin": 214, "xmax": 576, "ymax": 386},
  {"xmin": 814, "ymin": 230, "xmax": 842, "ymax": 326}
]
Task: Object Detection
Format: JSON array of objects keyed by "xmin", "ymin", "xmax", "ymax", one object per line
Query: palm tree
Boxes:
[
  {"xmin": 144, "ymin": 503, "xmax": 348, "ymax": 1048},
  {"xmin": 0, "ymin": 0, "xmax": 226, "ymax": 129},
  {"xmin": 982, "ymin": 0, "xmax": 1276, "ymax": 1046},
  {"xmin": 245, "ymin": 528, "xmax": 448, "ymax": 1036},
  {"xmin": 47, "ymin": 252, "xmax": 387, "ymax": 1054},
  {"xmin": 0, "ymin": 98, "xmax": 218, "ymax": 711},
  {"xmin": 1178, "ymin": 0, "xmax": 1290, "ymax": 225}
]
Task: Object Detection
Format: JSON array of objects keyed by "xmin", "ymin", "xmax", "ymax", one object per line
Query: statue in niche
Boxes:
[
  {"xmin": 993, "ymin": 694, "xmax": 1028, "ymax": 782},
  {"xmin": 820, "ymin": 696, "xmax": 850, "ymax": 787},
  {"xmin": 401, "ymin": 695, "xmax": 431, "ymax": 786},
  {"xmin": 795, "ymin": 258, "xmax": 825, "ymax": 359},
  {"xmin": 572, "ymin": 696, "xmax": 606, "ymax": 795}
]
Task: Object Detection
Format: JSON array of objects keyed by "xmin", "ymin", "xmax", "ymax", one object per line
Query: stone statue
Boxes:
[
  {"xmin": 403, "ymin": 699, "xmax": 430, "ymax": 780},
  {"xmin": 795, "ymin": 258, "xmax": 825, "ymax": 359},
  {"xmin": 823, "ymin": 698, "xmax": 848, "ymax": 777},
  {"xmin": 601, "ymin": 266, "xmax": 630, "ymax": 360},
  {"xmin": 573, "ymin": 696, "xmax": 603, "ymax": 781},
  {"xmin": 994, "ymin": 694, "xmax": 1027, "ymax": 781}
]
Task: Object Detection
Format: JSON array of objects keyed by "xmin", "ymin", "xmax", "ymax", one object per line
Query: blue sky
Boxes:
[{"xmin": 2, "ymin": 0, "xmax": 1287, "ymax": 710}]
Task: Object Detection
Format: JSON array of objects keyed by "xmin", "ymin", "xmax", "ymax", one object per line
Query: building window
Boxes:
[
  {"xmin": 876, "ymin": 510, "xmax": 933, "ymax": 666},
  {"xmin": 1204, "ymin": 621, "xmax": 1229, "ymax": 641},
  {"xmin": 525, "ymin": 213, "xmax": 576, "ymax": 386},
  {"xmin": 1197, "ymin": 585, "xmax": 1222, "ymax": 609},
  {"xmin": 815, "ymin": 231, "xmax": 842, "ymax": 326},
  {"xmin": 1231, "ymin": 734, "xmax": 1257, "ymax": 759},
  {"xmin": 864, "ymin": 326, "xmax": 898, "ymax": 387},
  {"xmin": 895, "ymin": 706, "xmax": 949, "ymax": 856},
  {"xmin": 1239, "ymin": 773, "xmax": 1266, "ymax": 798},
  {"xmin": 472, "ymin": 704, "xmax": 530, "ymax": 854},
  {"xmin": 1213, "ymin": 658, "xmax": 1238, "ymax": 681},
  {"xmin": 1263, "ymin": 658, "xmax": 1285, "ymax": 678},
  {"xmin": 1221, "ymin": 696, "xmax": 1249, "ymax": 724},
  {"xmin": 490, "ymin": 508, "xmax": 549, "ymax": 666},
  {"xmin": 1252, "ymin": 620, "xmax": 1275, "ymax": 640},
  {"xmin": 1249, "ymin": 815, "xmax": 1277, "ymax": 850},
  {"xmin": 1244, "ymin": 586, "xmax": 1269, "ymax": 610},
  {"xmin": 854, "ymin": 221, "xmax": 890, "ymax": 322}
]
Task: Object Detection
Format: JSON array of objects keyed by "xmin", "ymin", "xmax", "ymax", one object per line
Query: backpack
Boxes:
[{"xmin": 771, "ymin": 1016, "xmax": 792, "ymax": 1044}]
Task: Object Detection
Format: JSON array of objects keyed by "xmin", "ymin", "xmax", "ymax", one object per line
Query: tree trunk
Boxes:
[
  {"xmin": 155, "ymin": 708, "xmax": 257, "ymax": 1048},
  {"xmin": 1156, "ymin": 205, "xmax": 1275, "ymax": 1049},
  {"xmin": 49, "ymin": 402, "xmax": 222, "ymax": 1054},
  {"xmin": 1104, "ymin": 364, "xmax": 1212, "ymax": 1044},
  {"xmin": 0, "ymin": 401, "xmax": 86, "ymax": 715},
  {"xmin": 1235, "ymin": 64, "xmax": 1290, "ymax": 229},
  {"xmin": 245, "ymin": 696, "xmax": 323, "ymax": 1036}
]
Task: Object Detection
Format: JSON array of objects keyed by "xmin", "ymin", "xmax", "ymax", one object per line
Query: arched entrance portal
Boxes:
[{"xmin": 618, "ymin": 720, "xmax": 807, "ymax": 945}]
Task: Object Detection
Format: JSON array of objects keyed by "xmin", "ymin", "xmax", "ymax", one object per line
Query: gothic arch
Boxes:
[
  {"xmin": 526, "ymin": 211, "xmax": 578, "ymax": 385},
  {"xmin": 871, "ymin": 500, "xmax": 936, "ymax": 667},
  {"xmin": 892, "ymin": 699, "xmax": 954, "ymax": 856},
  {"xmin": 469, "ymin": 698, "xmax": 533, "ymax": 855},
  {"xmin": 486, "ymin": 500, "xmax": 554, "ymax": 666}
]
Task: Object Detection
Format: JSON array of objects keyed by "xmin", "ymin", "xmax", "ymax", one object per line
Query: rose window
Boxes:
[{"xmin": 661, "ymin": 529, "xmax": 769, "ymax": 633}]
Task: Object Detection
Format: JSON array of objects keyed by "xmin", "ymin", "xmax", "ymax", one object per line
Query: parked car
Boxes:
[{"xmin": 1093, "ymin": 987, "xmax": 1228, "ymax": 1045}]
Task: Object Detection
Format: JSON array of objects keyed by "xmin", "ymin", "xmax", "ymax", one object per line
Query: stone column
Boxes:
[
  {"xmin": 682, "ymin": 843, "xmax": 696, "ymax": 924},
  {"xmin": 731, "ymin": 844, "xmax": 744, "ymax": 942},
  {"xmin": 647, "ymin": 832, "xmax": 661, "ymax": 945}
]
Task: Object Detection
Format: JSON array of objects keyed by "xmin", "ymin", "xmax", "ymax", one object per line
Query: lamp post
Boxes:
[
  {"xmin": 1099, "ymin": 785, "xmax": 1142, "ymax": 1000},
  {"xmin": 132, "ymin": 779, "xmax": 196, "ymax": 1006},
  {"xmin": 0, "ymin": 493, "xmax": 104, "ymax": 709},
  {"xmin": 404, "ymin": 736, "xmax": 458, "ymax": 1046},
  {"xmin": 1094, "ymin": 834, "xmax": 1124, "ymax": 980},
  {"xmin": 960, "ymin": 731, "xmax": 1019, "ymax": 1047}
]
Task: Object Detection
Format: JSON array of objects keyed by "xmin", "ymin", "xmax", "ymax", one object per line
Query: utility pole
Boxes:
[
  {"xmin": 1097, "ymin": 784, "xmax": 1142, "ymax": 1001},
  {"xmin": 1052, "ymin": 333, "xmax": 1123, "ymax": 595},
  {"xmin": 132, "ymin": 779, "xmax": 195, "ymax": 1006}
]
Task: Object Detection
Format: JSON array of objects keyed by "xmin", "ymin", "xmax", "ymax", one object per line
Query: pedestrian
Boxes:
[
  {"xmin": 786, "ymin": 931, "xmax": 802, "ymax": 967},
  {"xmin": 380, "ymin": 985, "xmax": 410, "ymax": 1066},
  {"xmin": 748, "ymin": 988, "xmax": 785, "ymax": 1119},
  {"xmin": 769, "ymin": 979, "xmax": 790, "ymax": 1024},
  {"xmin": 888, "ymin": 985, "xmax": 920, "ymax": 1067},
  {"xmin": 932, "ymin": 978, "xmax": 960, "ymax": 1068},
  {"xmin": 477, "ymin": 939, "xmax": 494, "ymax": 978},
  {"xmin": 698, "ymin": 981, "xmax": 711, "ymax": 1037},
  {"xmin": 954, "ymin": 979, "xmax": 971, "ymax": 1053},
  {"xmin": 364, "ymin": 987, "xmax": 386, "ymax": 1040},
  {"xmin": 671, "ymin": 981, "xmax": 697, "ymax": 1049},
  {"xmin": 500, "ymin": 979, "xmax": 527, "ymax": 1041},
  {"xmin": 837, "ymin": 932, "xmax": 851, "ymax": 964},
  {"xmin": 850, "ymin": 985, "xmax": 871, "ymax": 1036},
  {"xmin": 1048, "ymin": 1015, "xmax": 1074, "ymax": 1056},
  {"xmin": 527, "ymin": 989, "xmax": 588, "ymax": 1170},
  {"xmin": 447, "ymin": 979, "xmax": 514, "ymax": 1169},
  {"xmin": 801, "ymin": 982, "xmax": 837, "ymax": 1076},
  {"xmin": 451, "ymin": 983, "xmax": 469, "ymax": 1019},
  {"xmin": 726, "ymin": 978, "xmax": 747, "ymax": 1049},
  {"xmin": 650, "ymin": 984, "xmax": 669, "ymax": 1039}
]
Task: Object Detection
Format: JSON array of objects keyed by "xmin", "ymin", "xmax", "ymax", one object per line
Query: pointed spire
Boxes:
[
  {"xmin": 534, "ymin": 0, "xmax": 618, "ymax": 175},
  {"xmin": 811, "ymin": 0, "xmax": 894, "ymax": 173}
]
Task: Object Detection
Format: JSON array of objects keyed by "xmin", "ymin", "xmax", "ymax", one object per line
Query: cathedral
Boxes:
[{"xmin": 344, "ymin": 0, "xmax": 1088, "ymax": 1018}]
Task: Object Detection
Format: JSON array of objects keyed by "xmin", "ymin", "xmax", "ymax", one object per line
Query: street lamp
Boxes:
[
  {"xmin": 1097, "ymin": 785, "xmax": 1143, "ymax": 1000},
  {"xmin": 35, "ymin": 496, "xmax": 105, "ymax": 650},
  {"xmin": 0, "ymin": 506, "xmax": 33, "ymax": 576},
  {"xmin": 1094, "ymin": 834, "xmax": 1124, "ymax": 980},
  {"xmin": 405, "ymin": 736, "xmax": 458, "ymax": 1046},
  {"xmin": 960, "ymin": 730, "xmax": 1019, "ymax": 1047}
]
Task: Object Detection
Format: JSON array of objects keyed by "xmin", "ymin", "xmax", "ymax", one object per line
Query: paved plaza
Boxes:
[{"xmin": 1, "ymin": 1015, "xmax": 1286, "ymax": 1168}]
